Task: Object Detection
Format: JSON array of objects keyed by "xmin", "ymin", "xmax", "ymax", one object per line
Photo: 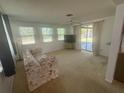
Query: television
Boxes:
[{"xmin": 64, "ymin": 35, "xmax": 76, "ymax": 43}]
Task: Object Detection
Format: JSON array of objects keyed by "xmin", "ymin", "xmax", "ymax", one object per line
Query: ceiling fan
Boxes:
[{"xmin": 65, "ymin": 14, "xmax": 81, "ymax": 26}]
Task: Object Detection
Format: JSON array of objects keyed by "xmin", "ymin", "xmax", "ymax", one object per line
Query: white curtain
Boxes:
[
  {"xmin": 15, "ymin": 38, "xmax": 23, "ymax": 60},
  {"xmin": 11, "ymin": 26, "xmax": 23, "ymax": 60},
  {"xmin": 73, "ymin": 25, "xmax": 81, "ymax": 50},
  {"xmin": 92, "ymin": 21, "xmax": 104, "ymax": 56}
]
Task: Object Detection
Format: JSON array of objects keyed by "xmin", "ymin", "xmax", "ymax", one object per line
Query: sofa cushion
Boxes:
[{"xmin": 30, "ymin": 47, "xmax": 42, "ymax": 56}]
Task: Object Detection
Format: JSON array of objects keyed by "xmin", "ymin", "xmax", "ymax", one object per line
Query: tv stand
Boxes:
[{"xmin": 64, "ymin": 43, "xmax": 75, "ymax": 49}]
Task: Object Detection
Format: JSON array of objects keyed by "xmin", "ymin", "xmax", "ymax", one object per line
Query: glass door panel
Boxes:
[
  {"xmin": 81, "ymin": 28, "xmax": 87, "ymax": 50},
  {"xmin": 86, "ymin": 29, "xmax": 93, "ymax": 51},
  {"xmin": 81, "ymin": 24, "xmax": 93, "ymax": 52}
]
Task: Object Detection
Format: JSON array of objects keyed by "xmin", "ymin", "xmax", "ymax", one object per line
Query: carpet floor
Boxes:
[{"xmin": 13, "ymin": 50, "xmax": 124, "ymax": 93}]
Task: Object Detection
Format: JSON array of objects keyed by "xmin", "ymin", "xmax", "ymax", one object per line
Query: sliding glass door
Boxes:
[{"xmin": 81, "ymin": 24, "xmax": 93, "ymax": 51}]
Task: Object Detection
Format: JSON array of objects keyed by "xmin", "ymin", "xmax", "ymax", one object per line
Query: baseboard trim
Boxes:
[
  {"xmin": 105, "ymin": 78, "xmax": 113, "ymax": 83},
  {"xmin": 10, "ymin": 76, "xmax": 14, "ymax": 93}
]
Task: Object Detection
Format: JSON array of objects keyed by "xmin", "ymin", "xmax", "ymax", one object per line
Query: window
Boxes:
[
  {"xmin": 19, "ymin": 27, "xmax": 35, "ymax": 45},
  {"xmin": 41, "ymin": 27, "xmax": 53, "ymax": 42},
  {"xmin": 57, "ymin": 28, "xmax": 65, "ymax": 40}
]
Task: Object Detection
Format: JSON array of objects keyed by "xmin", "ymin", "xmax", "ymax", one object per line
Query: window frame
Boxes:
[
  {"xmin": 57, "ymin": 28, "xmax": 65, "ymax": 41},
  {"xmin": 19, "ymin": 26, "xmax": 35, "ymax": 45},
  {"xmin": 41, "ymin": 27, "xmax": 53, "ymax": 42}
]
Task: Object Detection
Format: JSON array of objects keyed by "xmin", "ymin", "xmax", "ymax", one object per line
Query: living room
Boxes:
[{"xmin": 0, "ymin": 0, "xmax": 124, "ymax": 93}]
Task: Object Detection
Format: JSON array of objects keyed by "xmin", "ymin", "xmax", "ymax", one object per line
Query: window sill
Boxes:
[
  {"xmin": 43, "ymin": 41, "xmax": 53, "ymax": 43},
  {"xmin": 58, "ymin": 40, "xmax": 64, "ymax": 41}
]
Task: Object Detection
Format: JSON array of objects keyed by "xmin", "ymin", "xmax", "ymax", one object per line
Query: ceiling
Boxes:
[
  {"xmin": 0, "ymin": 0, "xmax": 116, "ymax": 24},
  {"xmin": 113, "ymin": 0, "xmax": 124, "ymax": 5}
]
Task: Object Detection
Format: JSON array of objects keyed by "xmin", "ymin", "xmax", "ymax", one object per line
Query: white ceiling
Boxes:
[
  {"xmin": 113, "ymin": 0, "xmax": 124, "ymax": 5},
  {"xmin": 0, "ymin": 0, "xmax": 116, "ymax": 24}
]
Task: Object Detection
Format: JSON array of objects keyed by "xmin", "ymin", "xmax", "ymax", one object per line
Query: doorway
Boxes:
[{"xmin": 81, "ymin": 24, "xmax": 93, "ymax": 52}]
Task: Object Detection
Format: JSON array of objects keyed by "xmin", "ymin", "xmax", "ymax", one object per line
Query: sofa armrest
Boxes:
[{"xmin": 24, "ymin": 55, "xmax": 43, "ymax": 91}]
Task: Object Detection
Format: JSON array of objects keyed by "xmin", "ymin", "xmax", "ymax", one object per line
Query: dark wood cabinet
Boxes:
[
  {"xmin": 115, "ymin": 53, "xmax": 124, "ymax": 83},
  {"xmin": 114, "ymin": 26, "xmax": 124, "ymax": 83}
]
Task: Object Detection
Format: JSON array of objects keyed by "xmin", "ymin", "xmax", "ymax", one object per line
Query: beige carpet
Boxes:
[{"xmin": 13, "ymin": 50, "xmax": 124, "ymax": 93}]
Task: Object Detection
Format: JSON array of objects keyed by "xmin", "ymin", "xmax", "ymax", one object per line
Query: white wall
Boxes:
[
  {"xmin": 105, "ymin": 4, "xmax": 124, "ymax": 83},
  {"xmin": 0, "ymin": 75, "xmax": 14, "ymax": 93},
  {"xmin": 9, "ymin": 19, "xmax": 72, "ymax": 54},
  {"xmin": 99, "ymin": 17, "xmax": 115, "ymax": 57}
]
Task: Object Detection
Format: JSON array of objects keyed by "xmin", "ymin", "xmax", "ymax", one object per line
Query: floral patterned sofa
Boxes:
[{"xmin": 23, "ymin": 48, "xmax": 58, "ymax": 91}]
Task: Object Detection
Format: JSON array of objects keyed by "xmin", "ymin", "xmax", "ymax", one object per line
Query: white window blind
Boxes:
[
  {"xmin": 19, "ymin": 27, "xmax": 35, "ymax": 45},
  {"xmin": 41, "ymin": 27, "xmax": 53, "ymax": 42},
  {"xmin": 57, "ymin": 28, "xmax": 65, "ymax": 40}
]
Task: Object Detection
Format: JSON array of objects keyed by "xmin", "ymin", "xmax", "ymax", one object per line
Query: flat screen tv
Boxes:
[{"xmin": 64, "ymin": 35, "xmax": 76, "ymax": 43}]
